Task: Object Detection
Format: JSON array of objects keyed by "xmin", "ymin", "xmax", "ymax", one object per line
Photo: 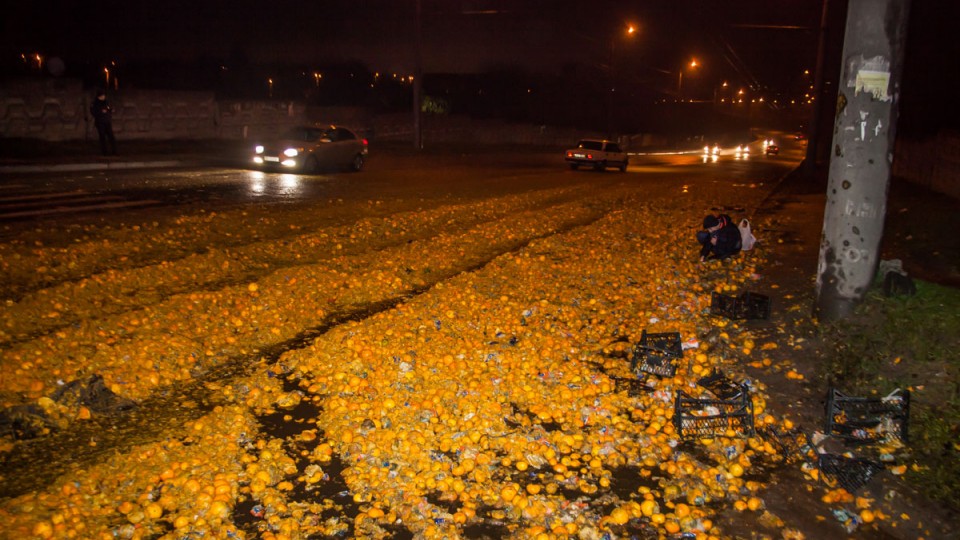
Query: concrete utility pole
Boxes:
[
  {"xmin": 815, "ymin": 0, "xmax": 911, "ymax": 321},
  {"xmin": 413, "ymin": 0, "xmax": 423, "ymax": 150}
]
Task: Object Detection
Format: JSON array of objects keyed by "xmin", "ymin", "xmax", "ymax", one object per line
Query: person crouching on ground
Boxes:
[{"xmin": 697, "ymin": 214, "xmax": 742, "ymax": 262}]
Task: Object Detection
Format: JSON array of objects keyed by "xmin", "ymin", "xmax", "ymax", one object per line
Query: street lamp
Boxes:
[
  {"xmin": 608, "ymin": 23, "xmax": 637, "ymax": 87},
  {"xmin": 677, "ymin": 59, "xmax": 698, "ymax": 100},
  {"xmin": 607, "ymin": 22, "xmax": 637, "ymax": 136}
]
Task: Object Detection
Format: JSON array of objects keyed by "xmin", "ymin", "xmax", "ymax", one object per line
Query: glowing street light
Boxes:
[
  {"xmin": 677, "ymin": 58, "xmax": 699, "ymax": 99},
  {"xmin": 608, "ymin": 22, "xmax": 638, "ymax": 78},
  {"xmin": 606, "ymin": 22, "xmax": 637, "ymax": 136}
]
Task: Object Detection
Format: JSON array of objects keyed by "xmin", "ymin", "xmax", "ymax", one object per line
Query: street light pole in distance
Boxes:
[
  {"xmin": 678, "ymin": 58, "xmax": 698, "ymax": 100},
  {"xmin": 607, "ymin": 23, "xmax": 636, "ymax": 138}
]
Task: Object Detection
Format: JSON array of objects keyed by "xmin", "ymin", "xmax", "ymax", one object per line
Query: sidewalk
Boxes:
[
  {"xmin": 765, "ymin": 164, "xmax": 960, "ymax": 289},
  {"xmin": 0, "ymin": 138, "xmax": 249, "ymax": 173}
]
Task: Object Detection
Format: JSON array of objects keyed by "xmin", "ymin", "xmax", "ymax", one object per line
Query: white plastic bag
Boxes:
[{"xmin": 739, "ymin": 219, "xmax": 757, "ymax": 251}]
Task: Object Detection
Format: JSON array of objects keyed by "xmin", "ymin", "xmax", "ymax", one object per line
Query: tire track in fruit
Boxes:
[
  {"xmin": 2, "ymin": 193, "xmax": 620, "ymax": 405},
  {"xmin": 0, "ymin": 171, "xmax": 612, "ymax": 301},
  {"xmin": 0, "ymin": 194, "xmax": 622, "ymax": 499},
  {"xmin": 0, "ymin": 185, "xmax": 604, "ymax": 345}
]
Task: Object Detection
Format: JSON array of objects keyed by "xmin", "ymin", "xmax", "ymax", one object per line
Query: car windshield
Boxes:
[
  {"xmin": 578, "ymin": 140, "xmax": 604, "ymax": 151},
  {"xmin": 280, "ymin": 127, "xmax": 330, "ymax": 142}
]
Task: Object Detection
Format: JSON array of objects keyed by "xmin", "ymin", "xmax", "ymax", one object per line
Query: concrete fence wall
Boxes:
[
  {"xmin": 0, "ymin": 79, "xmax": 310, "ymax": 142},
  {"xmin": 894, "ymin": 130, "xmax": 960, "ymax": 200},
  {"xmin": 372, "ymin": 113, "xmax": 597, "ymax": 147},
  {"xmin": 218, "ymin": 100, "xmax": 307, "ymax": 140},
  {"xmin": 0, "ymin": 79, "xmax": 667, "ymax": 150},
  {"xmin": 370, "ymin": 113, "xmax": 668, "ymax": 150},
  {"xmin": 0, "ymin": 79, "xmax": 88, "ymax": 141}
]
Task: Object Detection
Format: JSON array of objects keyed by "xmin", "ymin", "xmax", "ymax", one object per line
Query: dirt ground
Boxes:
[{"xmin": 716, "ymin": 166, "xmax": 960, "ymax": 539}]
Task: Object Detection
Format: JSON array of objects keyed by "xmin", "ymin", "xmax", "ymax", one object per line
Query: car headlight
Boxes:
[
  {"xmin": 255, "ymin": 145, "xmax": 264, "ymax": 154},
  {"xmin": 284, "ymin": 148, "xmax": 299, "ymax": 158}
]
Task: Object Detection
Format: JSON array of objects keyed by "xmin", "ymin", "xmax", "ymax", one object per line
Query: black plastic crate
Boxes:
[
  {"xmin": 697, "ymin": 370, "xmax": 744, "ymax": 400},
  {"xmin": 673, "ymin": 386, "xmax": 755, "ymax": 440},
  {"xmin": 710, "ymin": 291, "xmax": 771, "ymax": 320},
  {"xmin": 824, "ymin": 388, "xmax": 910, "ymax": 444},
  {"xmin": 738, "ymin": 292, "xmax": 771, "ymax": 320},
  {"xmin": 759, "ymin": 426, "xmax": 808, "ymax": 463},
  {"xmin": 709, "ymin": 292, "xmax": 739, "ymax": 318},
  {"xmin": 817, "ymin": 453, "xmax": 884, "ymax": 493},
  {"xmin": 630, "ymin": 330, "xmax": 682, "ymax": 378}
]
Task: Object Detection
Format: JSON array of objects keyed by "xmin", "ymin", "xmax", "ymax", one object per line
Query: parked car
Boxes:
[
  {"xmin": 564, "ymin": 139, "xmax": 628, "ymax": 172},
  {"xmin": 765, "ymin": 144, "xmax": 780, "ymax": 155},
  {"xmin": 253, "ymin": 125, "xmax": 368, "ymax": 173}
]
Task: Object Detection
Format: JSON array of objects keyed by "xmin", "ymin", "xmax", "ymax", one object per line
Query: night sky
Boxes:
[
  {"xmin": 3, "ymin": 0, "xmax": 959, "ymax": 133},
  {"xmin": 4, "ymin": 1, "xmax": 822, "ymax": 87}
]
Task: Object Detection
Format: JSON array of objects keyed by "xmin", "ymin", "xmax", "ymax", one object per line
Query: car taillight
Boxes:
[
  {"xmin": 362, "ymin": 138, "xmax": 368, "ymax": 146},
  {"xmin": 566, "ymin": 151, "xmax": 573, "ymax": 157},
  {"xmin": 587, "ymin": 153, "xmax": 593, "ymax": 159}
]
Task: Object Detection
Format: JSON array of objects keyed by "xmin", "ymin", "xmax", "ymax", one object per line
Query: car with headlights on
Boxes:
[
  {"xmin": 564, "ymin": 139, "xmax": 628, "ymax": 172},
  {"xmin": 252, "ymin": 125, "xmax": 368, "ymax": 173}
]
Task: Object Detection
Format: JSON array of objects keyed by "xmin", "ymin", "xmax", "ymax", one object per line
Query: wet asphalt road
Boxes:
[{"xmin": 0, "ymin": 141, "xmax": 799, "ymax": 238}]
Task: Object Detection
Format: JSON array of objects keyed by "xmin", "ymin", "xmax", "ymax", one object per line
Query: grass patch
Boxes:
[{"xmin": 819, "ymin": 280, "xmax": 960, "ymax": 511}]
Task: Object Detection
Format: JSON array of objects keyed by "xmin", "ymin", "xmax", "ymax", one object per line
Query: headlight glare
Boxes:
[{"xmin": 284, "ymin": 148, "xmax": 299, "ymax": 157}]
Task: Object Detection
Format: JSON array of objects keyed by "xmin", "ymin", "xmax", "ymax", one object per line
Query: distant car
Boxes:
[
  {"xmin": 253, "ymin": 125, "xmax": 368, "ymax": 173},
  {"xmin": 702, "ymin": 144, "xmax": 720, "ymax": 162},
  {"xmin": 765, "ymin": 144, "xmax": 780, "ymax": 155},
  {"xmin": 564, "ymin": 139, "xmax": 628, "ymax": 172}
]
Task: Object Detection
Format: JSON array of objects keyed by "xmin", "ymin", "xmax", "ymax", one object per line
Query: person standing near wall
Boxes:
[{"xmin": 90, "ymin": 90, "xmax": 117, "ymax": 155}]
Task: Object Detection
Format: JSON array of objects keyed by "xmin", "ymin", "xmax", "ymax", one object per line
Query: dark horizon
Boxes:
[
  {"xmin": 4, "ymin": 2, "xmax": 823, "ymax": 91},
  {"xmin": 3, "ymin": 0, "xmax": 959, "ymax": 135}
]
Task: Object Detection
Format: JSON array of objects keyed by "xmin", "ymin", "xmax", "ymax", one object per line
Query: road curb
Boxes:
[{"xmin": 0, "ymin": 159, "xmax": 199, "ymax": 174}]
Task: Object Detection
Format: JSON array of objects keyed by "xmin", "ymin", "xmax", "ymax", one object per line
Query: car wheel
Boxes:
[
  {"xmin": 569, "ymin": 163, "xmax": 579, "ymax": 170},
  {"xmin": 619, "ymin": 161, "xmax": 628, "ymax": 172},
  {"xmin": 351, "ymin": 154, "xmax": 365, "ymax": 172},
  {"xmin": 303, "ymin": 156, "xmax": 319, "ymax": 175}
]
